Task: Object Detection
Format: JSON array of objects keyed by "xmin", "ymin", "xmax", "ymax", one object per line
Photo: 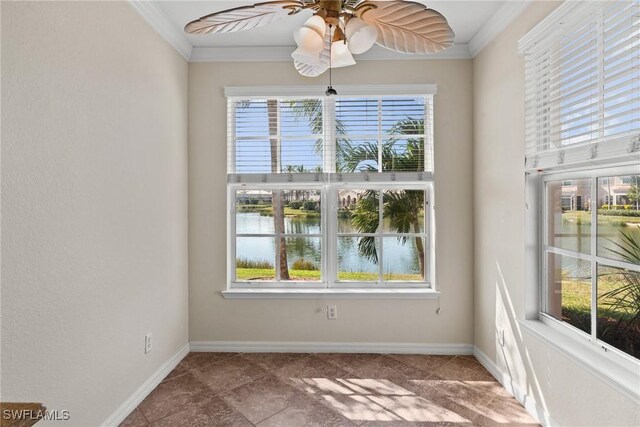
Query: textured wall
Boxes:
[
  {"xmin": 188, "ymin": 60, "xmax": 474, "ymax": 345},
  {"xmin": 1, "ymin": 2, "xmax": 189, "ymax": 425},
  {"xmin": 473, "ymin": 1, "xmax": 640, "ymax": 425}
]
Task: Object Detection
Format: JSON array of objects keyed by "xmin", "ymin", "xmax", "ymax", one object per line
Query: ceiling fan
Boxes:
[{"xmin": 185, "ymin": 0, "xmax": 455, "ymax": 79}]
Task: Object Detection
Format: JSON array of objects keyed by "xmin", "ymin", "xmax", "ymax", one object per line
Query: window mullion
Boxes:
[
  {"xmin": 327, "ymin": 184, "xmax": 337, "ymax": 287},
  {"xmin": 378, "ymin": 189, "xmax": 384, "ymax": 283},
  {"xmin": 377, "ymin": 98, "xmax": 383, "ymax": 173},
  {"xmin": 590, "ymin": 176, "xmax": 598, "ymax": 339},
  {"xmin": 324, "ymin": 97, "xmax": 336, "ymax": 173}
]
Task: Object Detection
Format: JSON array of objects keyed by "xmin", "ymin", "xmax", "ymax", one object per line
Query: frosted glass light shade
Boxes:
[
  {"xmin": 293, "ymin": 26, "xmax": 324, "ymax": 51},
  {"xmin": 292, "ymin": 25, "xmax": 324, "ymax": 65},
  {"xmin": 292, "ymin": 45, "xmax": 321, "ymax": 66},
  {"xmin": 330, "ymin": 41, "xmax": 356, "ymax": 68},
  {"xmin": 345, "ymin": 17, "xmax": 378, "ymax": 54},
  {"xmin": 304, "ymin": 15, "xmax": 326, "ymax": 36}
]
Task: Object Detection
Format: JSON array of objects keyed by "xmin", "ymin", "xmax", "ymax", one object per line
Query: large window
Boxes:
[
  {"xmin": 543, "ymin": 168, "xmax": 640, "ymax": 359},
  {"xmin": 226, "ymin": 86, "xmax": 435, "ymax": 289},
  {"xmin": 522, "ymin": 0, "xmax": 640, "ymax": 366}
]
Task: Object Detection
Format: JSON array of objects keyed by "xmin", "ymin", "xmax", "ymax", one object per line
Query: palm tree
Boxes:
[
  {"xmin": 341, "ymin": 118, "xmax": 426, "ymax": 278},
  {"xmin": 267, "ymin": 100, "xmax": 290, "ymax": 280}
]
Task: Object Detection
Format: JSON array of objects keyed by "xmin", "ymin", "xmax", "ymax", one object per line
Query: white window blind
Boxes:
[
  {"xmin": 520, "ymin": 0, "xmax": 640, "ymax": 171},
  {"xmin": 229, "ymin": 97, "xmax": 325, "ymax": 174},
  {"xmin": 226, "ymin": 87, "xmax": 434, "ymax": 180},
  {"xmin": 335, "ymin": 96, "xmax": 433, "ymax": 173}
]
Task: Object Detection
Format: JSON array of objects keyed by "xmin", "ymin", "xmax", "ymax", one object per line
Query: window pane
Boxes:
[
  {"xmin": 280, "ymin": 99, "xmax": 323, "ymax": 136},
  {"xmin": 547, "ymin": 179, "xmax": 591, "ymax": 254},
  {"xmin": 382, "ymin": 237, "xmax": 424, "ymax": 281},
  {"xmin": 381, "ymin": 97, "xmax": 425, "ymax": 133},
  {"xmin": 597, "ymin": 175, "xmax": 640, "ymax": 265},
  {"xmin": 281, "ymin": 139, "xmax": 323, "ymax": 173},
  {"xmin": 236, "ymin": 237, "xmax": 275, "ymax": 281},
  {"xmin": 235, "ymin": 99, "xmax": 270, "ymax": 137},
  {"xmin": 381, "ymin": 138, "xmax": 425, "ymax": 172},
  {"xmin": 284, "ymin": 237, "xmax": 321, "ymax": 282},
  {"xmin": 236, "ymin": 190, "xmax": 274, "ymax": 234},
  {"xmin": 383, "ymin": 190, "xmax": 425, "ymax": 233},
  {"xmin": 336, "ymin": 138, "xmax": 379, "ymax": 172},
  {"xmin": 337, "ymin": 190, "xmax": 379, "ymax": 233},
  {"xmin": 276, "ymin": 190, "xmax": 321, "ymax": 234},
  {"xmin": 337, "ymin": 236, "xmax": 379, "ymax": 281},
  {"xmin": 235, "ymin": 139, "xmax": 274, "ymax": 174},
  {"xmin": 336, "ymin": 98, "xmax": 379, "ymax": 135},
  {"xmin": 597, "ymin": 265, "xmax": 640, "ymax": 359},
  {"xmin": 546, "ymin": 253, "xmax": 592, "ymax": 334}
]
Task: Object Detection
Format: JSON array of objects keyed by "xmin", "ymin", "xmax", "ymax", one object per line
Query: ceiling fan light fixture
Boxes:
[
  {"xmin": 293, "ymin": 26, "xmax": 324, "ymax": 50},
  {"xmin": 330, "ymin": 40, "xmax": 356, "ymax": 68},
  {"xmin": 292, "ymin": 23, "xmax": 325, "ymax": 65},
  {"xmin": 292, "ymin": 45, "xmax": 322, "ymax": 66},
  {"xmin": 345, "ymin": 17, "xmax": 378, "ymax": 55},
  {"xmin": 303, "ymin": 14, "xmax": 326, "ymax": 37}
]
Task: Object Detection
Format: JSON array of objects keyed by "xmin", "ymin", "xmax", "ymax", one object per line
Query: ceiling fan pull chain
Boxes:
[{"xmin": 326, "ymin": 24, "xmax": 337, "ymax": 96}]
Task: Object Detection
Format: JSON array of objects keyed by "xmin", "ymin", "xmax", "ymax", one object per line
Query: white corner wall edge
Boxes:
[
  {"xmin": 189, "ymin": 341, "xmax": 474, "ymax": 354},
  {"xmin": 473, "ymin": 346, "xmax": 557, "ymax": 427},
  {"xmin": 128, "ymin": 0, "xmax": 192, "ymax": 60},
  {"xmin": 468, "ymin": 0, "xmax": 533, "ymax": 57},
  {"xmin": 102, "ymin": 343, "xmax": 190, "ymax": 427}
]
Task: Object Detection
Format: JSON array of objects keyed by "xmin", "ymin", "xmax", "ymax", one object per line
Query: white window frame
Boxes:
[
  {"xmin": 539, "ymin": 164, "xmax": 640, "ymax": 365},
  {"xmin": 525, "ymin": 164, "xmax": 640, "ymax": 399},
  {"xmin": 228, "ymin": 181, "xmax": 434, "ymax": 290},
  {"xmin": 224, "ymin": 85, "xmax": 437, "ymax": 295}
]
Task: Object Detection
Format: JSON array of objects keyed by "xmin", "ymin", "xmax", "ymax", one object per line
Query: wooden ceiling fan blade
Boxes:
[
  {"xmin": 354, "ymin": 1, "xmax": 455, "ymax": 54},
  {"xmin": 185, "ymin": 1, "xmax": 305, "ymax": 35}
]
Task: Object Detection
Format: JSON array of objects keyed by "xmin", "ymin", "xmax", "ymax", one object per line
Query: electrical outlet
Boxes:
[
  {"xmin": 327, "ymin": 305, "xmax": 337, "ymax": 320},
  {"xmin": 145, "ymin": 333, "xmax": 153, "ymax": 354},
  {"xmin": 498, "ymin": 329, "xmax": 505, "ymax": 347}
]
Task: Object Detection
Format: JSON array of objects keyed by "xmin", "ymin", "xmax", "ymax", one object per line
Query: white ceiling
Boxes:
[
  {"xmin": 156, "ymin": 0, "xmax": 504, "ymax": 47},
  {"xmin": 131, "ymin": 0, "xmax": 533, "ymax": 61}
]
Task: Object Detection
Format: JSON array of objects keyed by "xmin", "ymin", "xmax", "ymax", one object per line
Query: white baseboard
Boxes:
[
  {"xmin": 473, "ymin": 346, "xmax": 556, "ymax": 427},
  {"xmin": 102, "ymin": 343, "xmax": 190, "ymax": 427},
  {"xmin": 189, "ymin": 341, "xmax": 474, "ymax": 355}
]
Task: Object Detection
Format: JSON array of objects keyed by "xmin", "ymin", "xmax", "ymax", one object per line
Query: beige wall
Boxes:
[
  {"xmin": 188, "ymin": 61, "xmax": 474, "ymax": 344},
  {"xmin": 1, "ymin": 2, "xmax": 188, "ymax": 425},
  {"xmin": 473, "ymin": 1, "xmax": 640, "ymax": 425}
]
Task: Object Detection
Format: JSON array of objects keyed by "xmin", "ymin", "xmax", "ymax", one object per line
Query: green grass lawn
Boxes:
[
  {"xmin": 236, "ymin": 268, "xmax": 422, "ymax": 281},
  {"xmin": 236, "ymin": 205, "xmax": 320, "ymax": 217},
  {"xmin": 561, "ymin": 276, "xmax": 630, "ymax": 321},
  {"xmin": 562, "ymin": 211, "xmax": 640, "ymax": 225}
]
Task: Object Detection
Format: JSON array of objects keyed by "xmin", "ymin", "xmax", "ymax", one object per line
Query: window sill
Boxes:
[
  {"xmin": 518, "ymin": 319, "xmax": 640, "ymax": 402},
  {"xmin": 221, "ymin": 288, "xmax": 440, "ymax": 300}
]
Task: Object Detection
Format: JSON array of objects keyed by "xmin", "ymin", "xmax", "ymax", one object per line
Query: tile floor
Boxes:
[{"xmin": 120, "ymin": 353, "xmax": 539, "ymax": 426}]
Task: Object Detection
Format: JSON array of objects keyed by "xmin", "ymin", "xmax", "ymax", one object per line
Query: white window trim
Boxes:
[
  {"xmin": 225, "ymin": 84, "xmax": 438, "ymax": 98},
  {"xmin": 225, "ymin": 85, "xmax": 437, "ymax": 296},
  {"xmin": 525, "ymin": 164, "xmax": 640, "ymax": 401}
]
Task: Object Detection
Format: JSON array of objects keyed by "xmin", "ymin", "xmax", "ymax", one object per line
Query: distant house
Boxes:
[{"xmin": 562, "ymin": 176, "xmax": 638, "ymax": 210}]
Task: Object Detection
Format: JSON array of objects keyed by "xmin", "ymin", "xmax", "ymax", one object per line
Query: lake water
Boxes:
[
  {"xmin": 551, "ymin": 214, "xmax": 640, "ymax": 261},
  {"xmin": 549, "ymin": 213, "xmax": 640, "ymax": 281},
  {"xmin": 236, "ymin": 213, "xmax": 422, "ymax": 276},
  {"xmin": 236, "ymin": 212, "xmax": 640, "ymax": 280}
]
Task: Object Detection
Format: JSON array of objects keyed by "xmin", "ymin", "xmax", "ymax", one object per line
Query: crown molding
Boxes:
[
  {"xmin": 468, "ymin": 0, "xmax": 532, "ymax": 57},
  {"xmin": 190, "ymin": 43, "xmax": 471, "ymax": 62},
  {"xmin": 129, "ymin": 0, "xmax": 192, "ymax": 60}
]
